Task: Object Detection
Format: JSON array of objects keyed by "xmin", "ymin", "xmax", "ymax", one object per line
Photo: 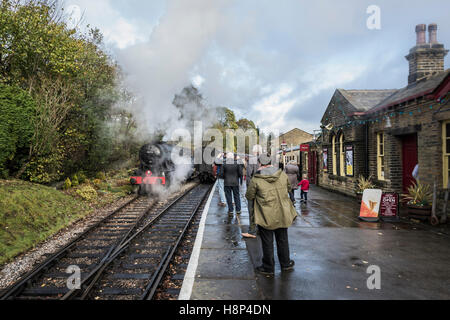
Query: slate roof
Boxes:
[
  {"xmin": 368, "ymin": 69, "xmax": 450, "ymax": 114},
  {"xmin": 338, "ymin": 89, "xmax": 398, "ymax": 112},
  {"xmin": 322, "ymin": 69, "xmax": 450, "ymax": 124}
]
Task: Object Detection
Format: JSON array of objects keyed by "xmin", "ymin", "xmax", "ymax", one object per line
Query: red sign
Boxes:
[
  {"xmin": 130, "ymin": 171, "xmax": 166, "ymax": 186},
  {"xmin": 380, "ymin": 193, "xmax": 399, "ymax": 220},
  {"xmin": 300, "ymin": 144, "xmax": 310, "ymax": 152}
]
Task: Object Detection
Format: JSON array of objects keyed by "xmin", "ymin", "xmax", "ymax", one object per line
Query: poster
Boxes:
[
  {"xmin": 346, "ymin": 145, "xmax": 354, "ymax": 177},
  {"xmin": 359, "ymin": 189, "xmax": 383, "ymax": 222},
  {"xmin": 380, "ymin": 193, "xmax": 399, "ymax": 221},
  {"xmin": 323, "ymin": 148, "xmax": 328, "ymax": 172}
]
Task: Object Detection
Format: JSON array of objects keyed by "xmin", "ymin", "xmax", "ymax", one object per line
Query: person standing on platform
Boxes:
[
  {"xmin": 223, "ymin": 153, "xmax": 243, "ymax": 216},
  {"xmin": 215, "ymin": 153, "xmax": 227, "ymax": 207},
  {"xmin": 285, "ymin": 160, "xmax": 300, "ymax": 204},
  {"xmin": 242, "ymin": 148, "xmax": 261, "ymax": 239},
  {"xmin": 246, "ymin": 154, "xmax": 297, "ymax": 276}
]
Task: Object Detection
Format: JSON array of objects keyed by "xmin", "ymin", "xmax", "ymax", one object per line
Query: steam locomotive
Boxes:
[{"xmin": 130, "ymin": 142, "xmax": 216, "ymax": 195}]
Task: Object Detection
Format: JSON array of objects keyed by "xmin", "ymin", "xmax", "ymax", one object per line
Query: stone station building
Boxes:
[{"xmin": 318, "ymin": 24, "xmax": 450, "ymax": 198}]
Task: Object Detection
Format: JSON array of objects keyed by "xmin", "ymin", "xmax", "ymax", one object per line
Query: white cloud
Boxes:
[
  {"xmin": 104, "ymin": 17, "xmax": 145, "ymax": 49},
  {"xmin": 66, "ymin": 5, "xmax": 82, "ymax": 29},
  {"xmin": 62, "ymin": 0, "xmax": 450, "ymax": 136},
  {"xmin": 65, "ymin": 0, "xmax": 149, "ymax": 49},
  {"xmin": 248, "ymin": 56, "xmax": 368, "ymax": 133}
]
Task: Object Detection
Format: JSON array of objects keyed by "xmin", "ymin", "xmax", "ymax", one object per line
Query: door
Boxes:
[
  {"xmin": 308, "ymin": 151, "xmax": 318, "ymax": 185},
  {"xmin": 402, "ymin": 134, "xmax": 418, "ymax": 193}
]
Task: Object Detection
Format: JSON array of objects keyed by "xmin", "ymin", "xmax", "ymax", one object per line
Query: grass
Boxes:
[
  {"xmin": 0, "ymin": 169, "xmax": 135, "ymax": 266},
  {"xmin": 0, "ymin": 180, "xmax": 91, "ymax": 265}
]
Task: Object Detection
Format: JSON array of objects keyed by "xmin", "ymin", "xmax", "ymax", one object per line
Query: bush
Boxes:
[
  {"xmin": 92, "ymin": 179, "xmax": 102, "ymax": 190},
  {"xmin": 76, "ymin": 185, "xmax": 98, "ymax": 201},
  {"xmin": 63, "ymin": 178, "xmax": 72, "ymax": 190},
  {"xmin": 96, "ymin": 172, "xmax": 107, "ymax": 181},
  {"xmin": 71, "ymin": 174, "xmax": 79, "ymax": 187},
  {"xmin": 24, "ymin": 151, "xmax": 65, "ymax": 184},
  {"xmin": 356, "ymin": 175, "xmax": 375, "ymax": 194},
  {"xmin": 0, "ymin": 84, "xmax": 36, "ymax": 178},
  {"xmin": 77, "ymin": 172, "xmax": 87, "ymax": 184}
]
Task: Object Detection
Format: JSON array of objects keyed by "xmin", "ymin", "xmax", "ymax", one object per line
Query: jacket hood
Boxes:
[{"xmin": 255, "ymin": 167, "xmax": 282, "ymax": 183}]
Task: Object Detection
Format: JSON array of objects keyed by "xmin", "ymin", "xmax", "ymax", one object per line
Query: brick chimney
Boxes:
[{"xmin": 406, "ymin": 24, "xmax": 448, "ymax": 86}]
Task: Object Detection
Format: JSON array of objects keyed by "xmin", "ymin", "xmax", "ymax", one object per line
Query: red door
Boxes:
[
  {"xmin": 402, "ymin": 134, "xmax": 418, "ymax": 192},
  {"xmin": 308, "ymin": 151, "xmax": 318, "ymax": 185}
]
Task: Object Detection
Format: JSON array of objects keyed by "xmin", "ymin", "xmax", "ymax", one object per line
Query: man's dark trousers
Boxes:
[
  {"xmin": 225, "ymin": 186, "xmax": 241, "ymax": 213},
  {"xmin": 258, "ymin": 227, "xmax": 291, "ymax": 272}
]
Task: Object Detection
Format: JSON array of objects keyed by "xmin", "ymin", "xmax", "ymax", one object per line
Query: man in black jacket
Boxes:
[{"xmin": 223, "ymin": 153, "xmax": 243, "ymax": 215}]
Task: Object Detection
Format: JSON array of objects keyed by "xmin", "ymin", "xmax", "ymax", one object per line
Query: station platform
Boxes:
[{"xmin": 179, "ymin": 182, "xmax": 450, "ymax": 300}]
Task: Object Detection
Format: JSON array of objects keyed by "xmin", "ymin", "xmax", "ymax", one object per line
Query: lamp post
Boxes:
[{"xmin": 281, "ymin": 142, "xmax": 288, "ymax": 168}]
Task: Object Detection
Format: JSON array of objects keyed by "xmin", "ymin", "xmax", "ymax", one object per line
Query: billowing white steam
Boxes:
[
  {"xmin": 116, "ymin": 0, "xmax": 230, "ymax": 192},
  {"xmin": 117, "ymin": 0, "xmax": 229, "ymax": 138}
]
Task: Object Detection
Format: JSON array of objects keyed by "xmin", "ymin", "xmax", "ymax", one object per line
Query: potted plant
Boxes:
[
  {"xmin": 356, "ymin": 175, "xmax": 375, "ymax": 201},
  {"xmin": 402, "ymin": 181, "xmax": 433, "ymax": 219}
]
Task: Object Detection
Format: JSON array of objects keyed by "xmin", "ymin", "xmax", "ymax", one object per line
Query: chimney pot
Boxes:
[
  {"xmin": 415, "ymin": 24, "xmax": 426, "ymax": 45},
  {"xmin": 428, "ymin": 23, "xmax": 438, "ymax": 44}
]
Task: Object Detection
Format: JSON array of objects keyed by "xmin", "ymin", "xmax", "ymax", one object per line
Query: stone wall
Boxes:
[{"xmin": 279, "ymin": 128, "xmax": 313, "ymax": 147}]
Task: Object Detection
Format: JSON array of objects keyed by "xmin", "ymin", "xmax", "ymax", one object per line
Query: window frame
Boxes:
[
  {"xmin": 332, "ymin": 135, "xmax": 337, "ymax": 175},
  {"xmin": 443, "ymin": 121, "xmax": 450, "ymax": 188},
  {"xmin": 377, "ymin": 132, "xmax": 385, "ymax": 181},
  {"xmin": 339, "ymin": 134, "xmax": 345, "ymax": 176}
]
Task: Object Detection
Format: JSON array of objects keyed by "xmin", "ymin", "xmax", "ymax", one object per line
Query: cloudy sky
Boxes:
[{"xmin": 64, "ymin": 0, "xmax": 450, "ymax": 135}]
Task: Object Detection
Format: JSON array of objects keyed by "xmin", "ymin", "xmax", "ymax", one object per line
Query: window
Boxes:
[
  {"xmin": 443, "ymin": 121, "xmax": 450, "ymax": 187},
  {"xmin": 332, "ymin": 135, "xmax": 337, "ymax": 175},
  {"xmin": 377, "ymin": 133, "xmax": 385, "ymax": 180},
  {"xmin": 339, "ymin": 134, "xmax": 345, "ymax": 176}
]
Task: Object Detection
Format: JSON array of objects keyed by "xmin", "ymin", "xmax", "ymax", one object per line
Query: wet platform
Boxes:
[{"xmin": 180, "ymin": 183, "xmax": 450, "ymax": 300}]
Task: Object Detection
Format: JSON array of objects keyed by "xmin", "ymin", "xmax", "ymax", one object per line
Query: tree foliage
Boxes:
[
  {"xmin": 213, "ymin": 107, "xmax": 259, "ymax": 153},
  {"xmin": 0, "ymin": 83, "xmax": 35, "ymax": 178},
  {"xmin": 0, "ymin": 0, "xmax": 139, "ymax": 183}
]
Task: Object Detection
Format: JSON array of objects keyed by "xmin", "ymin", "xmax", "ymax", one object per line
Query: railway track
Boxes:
[
  {"xmin": 75, "ymin": 184, "xmax": 212, "ymax": 300},
  {"xmin": 0, "ymin": 183, "xmax": 211, "ymax": 300}
]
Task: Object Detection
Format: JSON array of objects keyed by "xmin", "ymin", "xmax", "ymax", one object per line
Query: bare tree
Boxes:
[{"xmin": 16, "ymin": 76, "xmax": 74, "ymax": 178}]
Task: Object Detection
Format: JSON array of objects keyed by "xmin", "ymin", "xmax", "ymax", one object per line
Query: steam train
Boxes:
[{"xmin": 130, "ymin": 142, "xmax": 216, "ymax": 195}]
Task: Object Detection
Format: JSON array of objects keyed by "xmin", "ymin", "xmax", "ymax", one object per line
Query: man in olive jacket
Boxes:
[{"xmin": 246, "ymin": 155, "xmax": 297, "ymax": 275}]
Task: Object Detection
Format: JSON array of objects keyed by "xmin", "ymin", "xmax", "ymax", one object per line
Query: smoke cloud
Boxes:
[{"xmin": 117, "ymin": 0, "xmax": 230, "ymax": 139}]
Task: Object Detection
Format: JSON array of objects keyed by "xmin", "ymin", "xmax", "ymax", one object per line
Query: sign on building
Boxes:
[
  {"xmin": 323, "ymin": 148, "xmax": 328, "ymax": 172},
  {"xmin": 300, "ymin": 144, "xmax": 310, "ymax": 152},
  {"xmin": 346, "ymin": 145, "xmax": 354, "ymax": 176}
]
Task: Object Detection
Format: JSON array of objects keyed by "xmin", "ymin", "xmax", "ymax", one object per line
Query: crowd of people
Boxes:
[{"xmin": 213, "ymin": 150, "xmax": 310, "ymax": 276}]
